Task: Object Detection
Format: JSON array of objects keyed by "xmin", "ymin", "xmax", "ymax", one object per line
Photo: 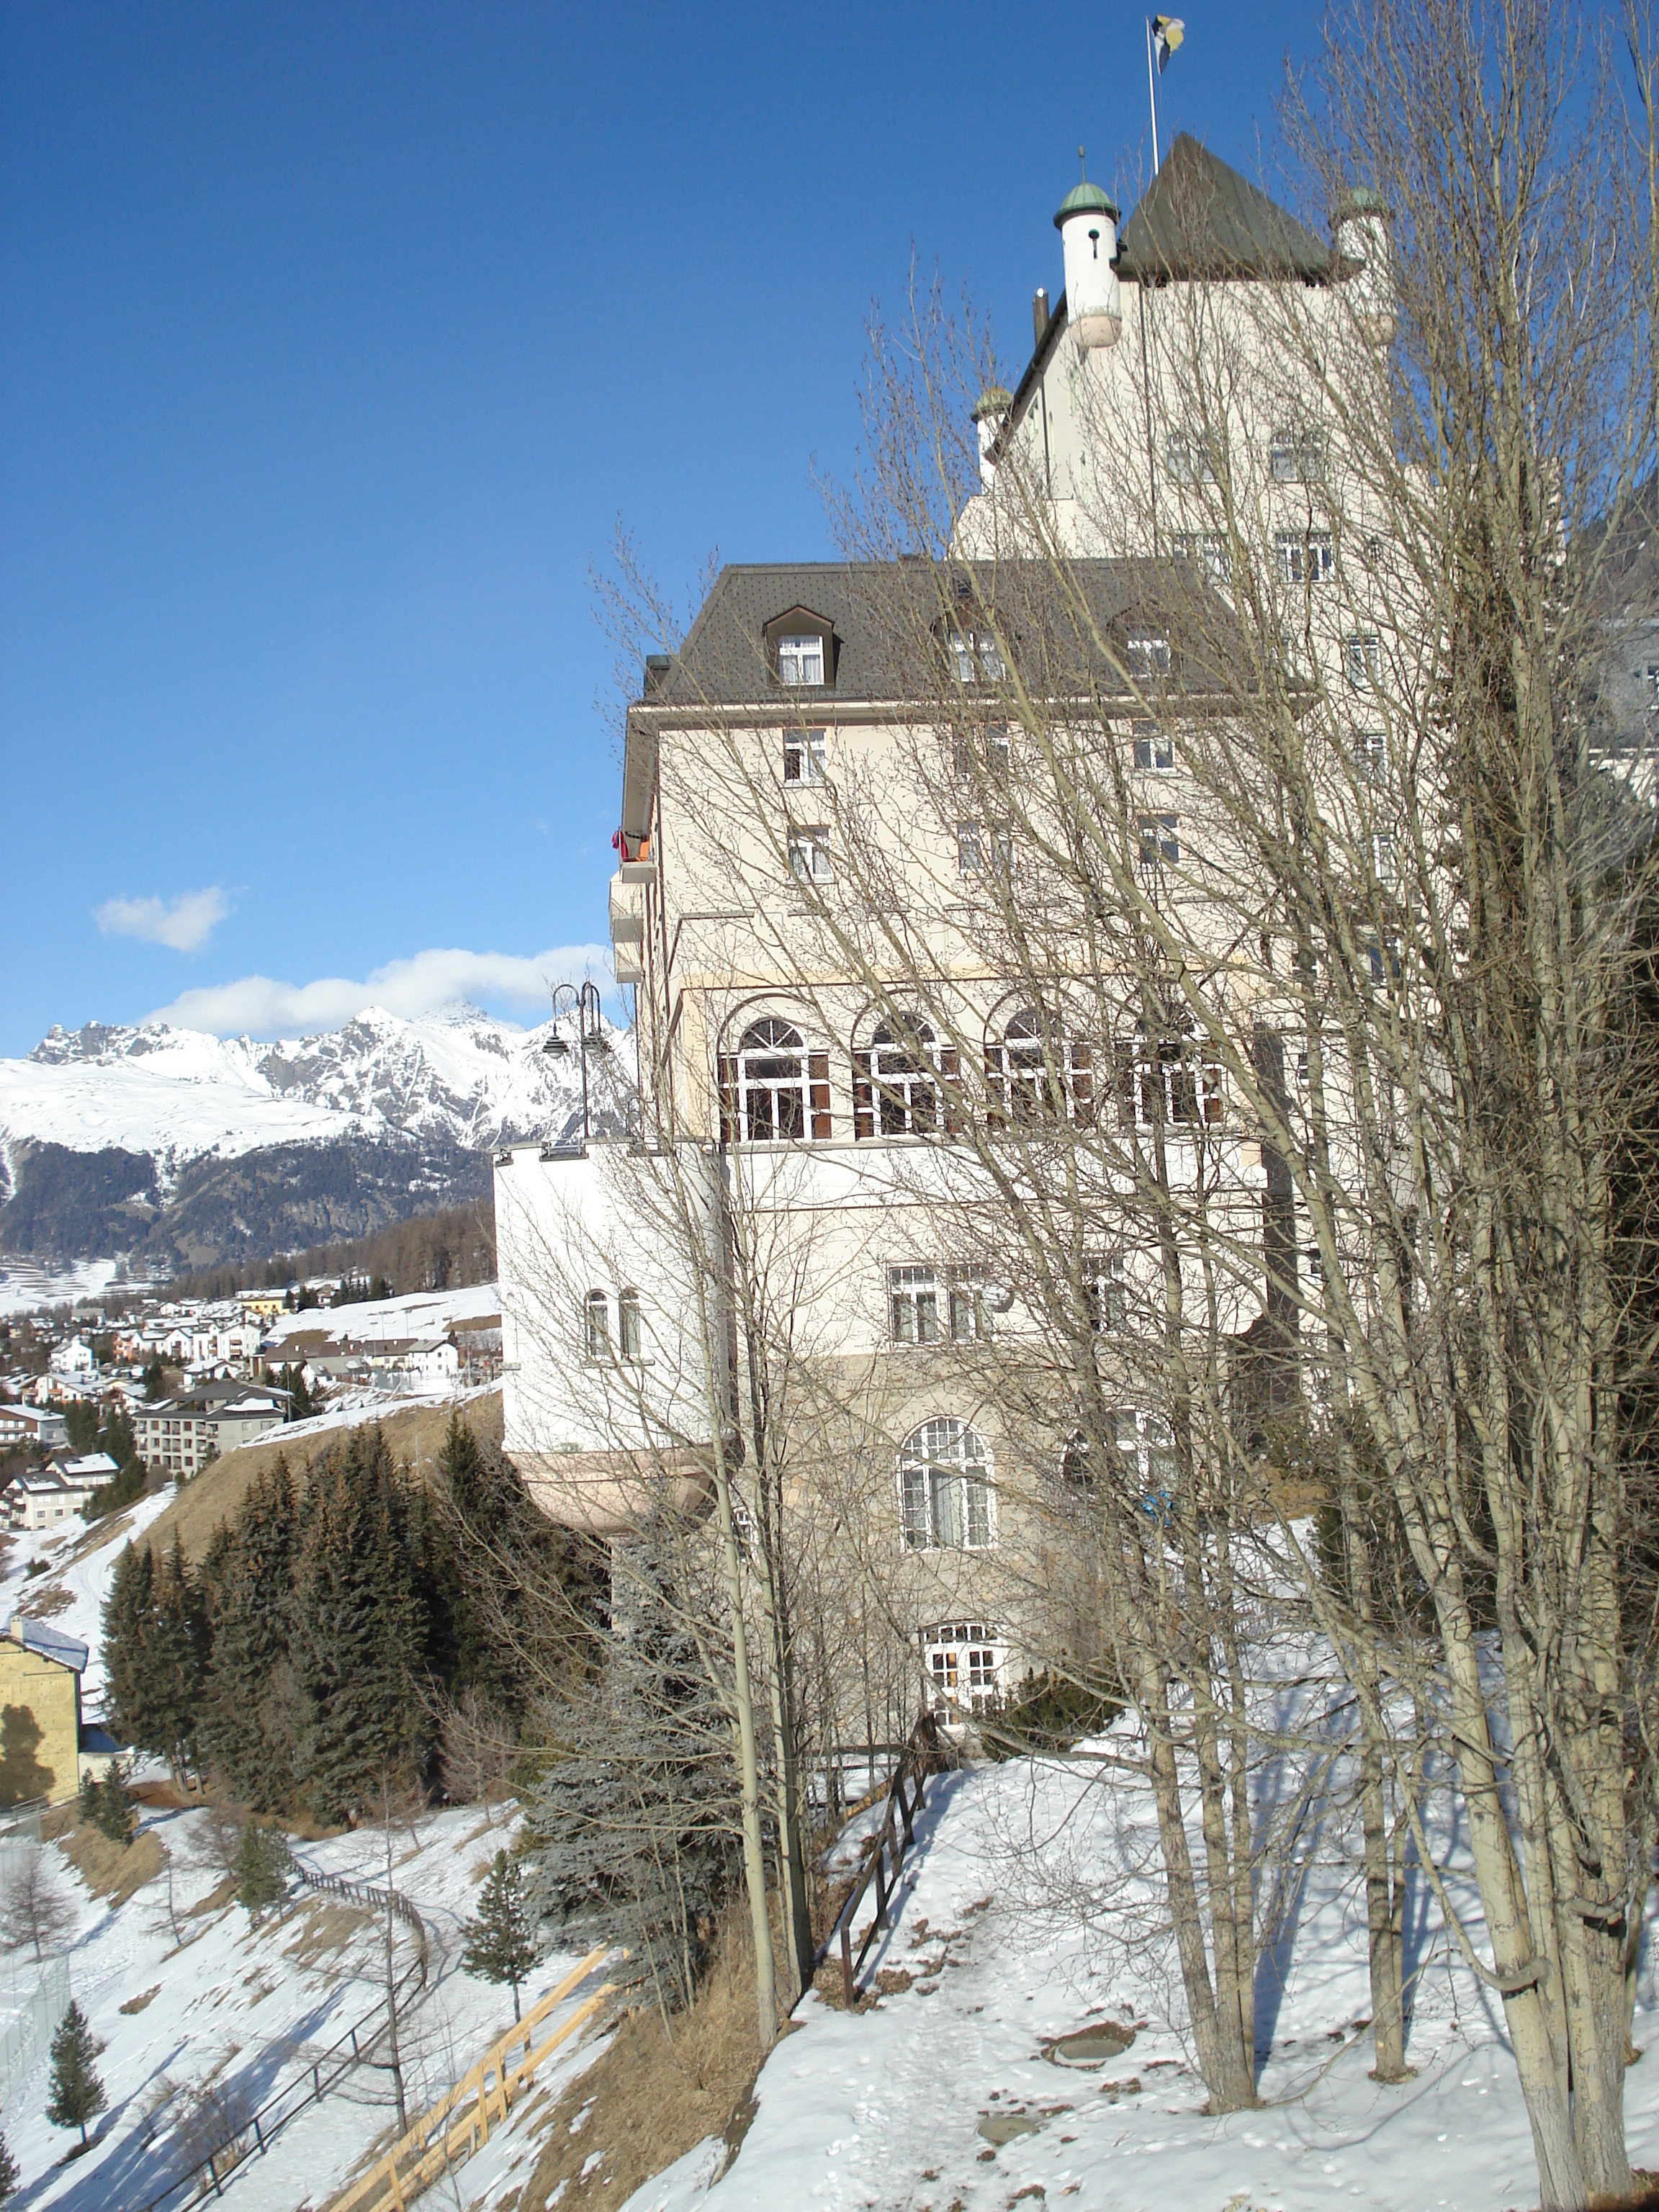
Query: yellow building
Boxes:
[{"xmin": 0, "ymin": 1617, "xmax": 96, "ymax": 1807}]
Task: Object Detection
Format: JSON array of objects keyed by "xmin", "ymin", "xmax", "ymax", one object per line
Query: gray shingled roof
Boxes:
[
  {"xmin": 1116, "ymin": 135, "xmax": 1334, "ymax": 285},
  {"xmin": 647, "ymin": 557, "xmax": 1230, "ymax": 709}
]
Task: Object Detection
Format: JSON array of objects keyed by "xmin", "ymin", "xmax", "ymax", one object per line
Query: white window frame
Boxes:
[
  {"xmin": 787, "ymin": 824, "xmax": 833, "ymax": 882},
  {"xmin": 1373, "ymin": 830, "xmax": 1396, "ymax": 883},
  {"xmin": 889, "ymin": 1265, "xmax": 941, "ymax": 1346},
  {"xmin": 1355, "ymin": 729, "xmax": 1387, "ymax": 783},
  {"xmin": 1171, "ymin": 531, "xmax": 1228, "ymax": 580},
  {"xmin": 1127, "ymin": 634, "xmax": 1172, "ymax": 683},
  {"xmin": 922, "ymin": 1621, "xmax": 1005, "ymax": 1717},
  {"xmin": 1345, "ymin": 633, "xmax": 1383, "ymax": 691},
  {"xmin": 783, "ymin": 727, "xmax": 827, "ymax": 784},
  {"xmin": 1133, "ymin": 1034, "xmax": 1225, "ymax": 1128},
  {"xmin": 1276, "ymin": 529, "xmax": 1335, "ymax": 585},
  {"xmin": 734, "ymin": 1018, "xmax": 810, "ymax": 1141},
  {"xmin": 899, "ymin": 1419, "xmax": 994, "ymax": 1552},
  {"xmin": 1082, "ymin": 1248, "xmax": 1128, "ymax": 1331},
  {"xmin": 995, "ymin": 1008, "xmax": 1089, "ymax": 1123},
  {"xmin": 1132, "ymin": 721, "xmax": 1176, "ymax": 773},
  {"xmin": 1269, "ymin": 427, "xmax": 1326, "ymax": 482},
  {"xmin": 617, "ymin": 1288, "xmax": 643, "ymax": 1362},
  {"xmin": 778, "ymin": 634, "xmax": 825, "ymax": 687},
  {"xmin": 865, "ymin": 1022, "xmax": 943, "ymax": 1136},
  {"xmin": 1112, "ymin": 1406, "xmax": 1178, "ymax": 1506},
  {"xmin": 1138, "ymin": 811, "xmax": 1180, "ymax": 866},
  {"xmin": 583, "ymin": 1290, "xmax": 609, "ymax": 1361},
  {"xmin": 949, "ymin": 629, "xmax": 1006, "ymax": 685}
]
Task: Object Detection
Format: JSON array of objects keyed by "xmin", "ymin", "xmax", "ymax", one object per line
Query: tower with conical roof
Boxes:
[{"xmin": 1055, "ymin": 150, "xmax": 1122, "ymax": 351}]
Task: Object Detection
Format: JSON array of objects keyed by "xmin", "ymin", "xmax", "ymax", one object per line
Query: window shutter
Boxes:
[
  {"xmin": 1205, "ymin": 1063, "xmax": 1226, "ymax": 1125},
  {"xmin": 940, "ymin": 1044, "xmax": 963, "ymax": 1135},
  {"xmin": 853, "ymin": 1051, "xmax": 873, "ymax": 1140},
  {"xmin": 1070, "ymin": 1039, "xmax": 1094, "ymax": 1124},
  {"xmin": 984, "ymin": 1044, "xmax": 1006, "ymax": 1128},
  {"xmin": 808, "ymin": 1051, "xmax": 832, "ymax": 1139},
  {"xmin": 717, "ymin": 1056, "xmax": 738, "ymax": 1146},
  {"xmin": 1111, "ymin": 1041, "xmax": 1136, "ymax": 1128}
]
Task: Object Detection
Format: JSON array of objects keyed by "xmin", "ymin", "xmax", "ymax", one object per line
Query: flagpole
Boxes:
[{"xmin": 1146, "ymin": 17, "xmax": 1161, "ymax": 174}]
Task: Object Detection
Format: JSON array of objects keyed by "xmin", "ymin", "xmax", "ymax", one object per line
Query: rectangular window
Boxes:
[
  {"xmin": 946, "ymin": 1268, "xmax": 994, "ymax": 1342},
  {"xmin": 1082, "ymin": 1249, "xmax": 1127, "ymax": 1331},
  {"xmin": 1345, "ymin": 634, "xmax": 1383, "ymax": 691},
  {"xmin": 1276, "ymin": 530, "xmax": 1335, "ymax": 585},
  {"xmin": 783, "ymin": 727, "xmax": 827, "ymax": 784},
  {"xmin": 1165, "ymin": 433, "xmax": 1215, "ymax": 484},
  {"xmin": 889, "ymin": 1266, "xmax": 940, "ymax": 1346},
  {"xmin": 1138, "ymin": 812, "xmax": 1180, "ymax": 865},
  {"xmin": 1373, "ymin": 830, "xmax": 1396, "ymax": 883},
  {"xmin": 618, "ymin": 1290, "xmax": 642, "ymax": 1361},
  {"xmin": 787, "ymin": 824, "xmax": 832, "ymax": 881},
  {"xmin": 1127, "ymin": 634, "xmax": 1172, "ymax": 682},
  {"xmin": 1270, "ymin": 427, "xmax": 1326, "ymax": 482},
  {"xmin": 1355, "ymin": 729, "xmax": 1386, "ymax": 783},
  {"xmin": 1646, "ymin": 664, "xmax": 1659, "ymax": 703},
  {"xmin": 778, "ymin": 634, "xmax": 824, "ymax": 686},
  {"xmin": 950, "ymin": 631, "xmax": 1005, "ymax": 683},
  {"xmin": 1171, "ymin": 531, "xmax": 1228, "ymax": 580},
  {"xmin": 1132, "ymin": 721, "xmax": 1175, "ymax": 773},
  {"xmin": 583, "ymin": 1291, "xmax": 608, "ymax": 1360},
  {"xmin": 956, "ymin": 822, "xmax": 983, "ymax": 875}
]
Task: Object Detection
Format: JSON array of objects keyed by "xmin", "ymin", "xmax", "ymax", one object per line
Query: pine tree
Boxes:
[
  {"xmin": 101, "ymin": 1542, "xmax": 155, "ymax": 1745},
  {"xmin": 461, "ymin": 1851, "xmax": 538, "ymax": 2020},
  {"xmin": 0, "ymin": 2127, "xmax": 19, "ymax": 2200},
  {"xmin": 235, "ymin": 1822, "xmax": 288, "ymax": 1923},
  {"xmin": 78, "ymin": 1765, "xmax": 133, "ymax": 1849},
  {"xmin": 45, "ymin": 2000, "xmax": 105, "ymax": 2147},
  {"xmin": 199, "ymin": 1462, "xmax": 301, "ymax": 1807}
]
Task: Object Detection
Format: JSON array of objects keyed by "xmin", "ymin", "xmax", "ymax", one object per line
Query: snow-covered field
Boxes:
[
  {"xmin": 611, "ymin": 1746, "xmax": 1659, "ymax": 2212},
  {"xmin": 263, "ymin": 1283, "xmax": 501, "ymax": 1348}
]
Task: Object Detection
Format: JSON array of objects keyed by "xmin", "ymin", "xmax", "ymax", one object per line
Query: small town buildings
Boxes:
[
  {"xmin": 365, "ymin": 1336, "xmax": 459, "ymax": 1382},
  {"xmin": 2, "ymin": 1455, "xmax": 111, "ymax": 1531},
  {"xmin": 0, "ymin": 1617, "xmax": 106, "ymax": 1806},
  {"xmin": 0, "ymin": 1403, "xmax": 69, "ymax": 1451},
  {"xmin": 47, "ymin": 1337, "xmax": 94, "ymax": 1380},
  {"xmin": 132, "ymin": 1385, "xmax": 287, "ymax": 1477}
]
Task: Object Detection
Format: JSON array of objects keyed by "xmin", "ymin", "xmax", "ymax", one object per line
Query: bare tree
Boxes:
[{"xmin": 0, "ymin": 1850, "xmax": 73, "ymax": 1961}]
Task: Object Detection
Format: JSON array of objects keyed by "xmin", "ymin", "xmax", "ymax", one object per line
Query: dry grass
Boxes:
[
  {"xmin": 282, "ymin": 1897, "xmax": 372, "ymax": 1969},
  {"xmin": 55, "ymin": 1820, "xmax": 165, "ymax": 1907},
  {"xmin": 516, "ymin": 1923, "xmax": 773, "ymax": 2212},
  {"xmin": 143, "ymin": 1391, "xmax": 503, "ymax": 1564},
  {"xmin": 120, "ymin": 1985, "xmax": 161, "ymax": 2015}
]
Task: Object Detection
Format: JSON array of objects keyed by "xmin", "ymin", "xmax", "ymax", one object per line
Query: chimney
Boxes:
[
  {"xmin": 1033, "ymin": 288, "xmax": 1049, "ymax": 346},
  {"xmin": 643, "ymin": 654, "xmax": 671, "ymax": 698}
]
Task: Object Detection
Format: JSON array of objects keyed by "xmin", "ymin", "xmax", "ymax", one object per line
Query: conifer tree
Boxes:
[
  {"xmin": 143, "ymin": 1537, "xmax": 208, "ymax": 1789},
  {"xmin": 0, "ymin": 2127, "xmax": 19, "ymax": 2200},
  {"xmin": 100, "ymin": 1542, "xmax": 155, "ymax": 1746},
  {"xmin": 199, "ymin": 1462, "xmax": 301, "ymax": 1807},
  {"xmin": 235, "ymin": 1822, "xmax": 288, "ymax": 1924},
  {"xmin": 45, "ymin": 2000, "xmax": 104, "ymax": 2146},
  {"xmin": 461, "ymin": 1850, "xmax": 537, "ymax": 2020},
  {"xmin": 78, "ymin": 1765, "xmax": 133, "ymax": 1849}
]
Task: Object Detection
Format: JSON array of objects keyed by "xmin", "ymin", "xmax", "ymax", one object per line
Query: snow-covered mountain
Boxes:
[{"xmin": 0, "ymin": 1004, "xmax": 633, "ymax": 1270}]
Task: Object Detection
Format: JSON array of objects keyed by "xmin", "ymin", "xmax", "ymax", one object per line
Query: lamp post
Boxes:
[{"xmin": 541, "ymin": 981, "xmax": 608, "ymax": 1146}]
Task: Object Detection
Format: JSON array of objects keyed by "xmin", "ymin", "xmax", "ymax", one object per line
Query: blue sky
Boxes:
[{"xmin": 1, "ymin": 1, "xmax": 1316, "ymax": 1053}]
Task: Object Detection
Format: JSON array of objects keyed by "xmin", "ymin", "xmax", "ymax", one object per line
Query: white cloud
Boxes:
[
  {"xmin": 145, "ymin": 944, "xmax": 616, "ymax": 1038},
  {"xmin": 96, "ymin": 886, "xmax": 230, "ymax": 953}
]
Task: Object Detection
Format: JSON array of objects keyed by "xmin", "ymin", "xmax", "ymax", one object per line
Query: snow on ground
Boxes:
[
  {"xmin": 0, "ymin": 1793, "xmax": 613, "ymax": 2212},
  {"xmin": 263, "ymin": 1282, "xmax": 501, "ymax": 1348},
  {"xmin": 259, "ymin": 1378, "xmax": 500, "ymax": 1455},
  {"xmin": 0, "ymin": 1260, "xmax": 126, "ymax": 1322},
  {"xmin": 613, "ymin": 1735, "xmax": 1659, "ymax": 2212}
]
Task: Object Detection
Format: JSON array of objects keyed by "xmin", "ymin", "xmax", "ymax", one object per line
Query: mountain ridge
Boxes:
[{"xmin": 0, "ymin": 1002, "xmax": 630, "ymax": 1269}]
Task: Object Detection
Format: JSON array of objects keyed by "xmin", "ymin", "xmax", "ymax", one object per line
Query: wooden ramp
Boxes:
[{"xmin": 324, "ymin": 1947, "xmax": 614, "ymax": 2212}]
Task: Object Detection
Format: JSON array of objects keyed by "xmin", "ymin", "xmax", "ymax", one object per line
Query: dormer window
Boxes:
[
  {"xmin": 1127, "ymin": 634, "xmax": 1172, "ymax": 683},
  {"xmin": 778, "ymin": 635, "xmax": 824, "ymax": 686},
  {"xmin": 949, "ymin": 630, "xmax": 1005, "ymax": 684},
  {"xmin": 764, "ymin": 605, "xmax": 837, "ymax": 691}
]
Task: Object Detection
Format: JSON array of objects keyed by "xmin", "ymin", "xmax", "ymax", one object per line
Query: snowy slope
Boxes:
[
  {"xmin": 3, "ymin": 1004, "xmax": 630, "ymax": 1169},
  {"xmin": 599, "ymin": 1724, "xmax": 1659, "ymax": 2212}
]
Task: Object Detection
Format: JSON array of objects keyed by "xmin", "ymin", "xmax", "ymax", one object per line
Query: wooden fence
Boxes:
[{"xmin": 323, "ymin": 1946, "xmax": 614, "ymax": 2212}]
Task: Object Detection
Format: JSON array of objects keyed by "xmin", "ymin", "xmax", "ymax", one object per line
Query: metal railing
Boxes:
[{"xmin": 809, "ymin": 1709, "xmax": 951, "ymax": 2010}]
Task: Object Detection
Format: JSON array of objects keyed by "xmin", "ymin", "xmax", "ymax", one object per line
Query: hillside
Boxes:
[
  {"xmin": 0, "ymin": 1003, "xmax": 632, "ymax": 1271},
  {"xmin": 141, "ymin": 1385, "xmax": 503, "ymax": 1563}
]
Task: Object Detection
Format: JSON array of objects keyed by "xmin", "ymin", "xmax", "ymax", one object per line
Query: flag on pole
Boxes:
[{"xmin": 1153, "ymin": 14, "xmax": 1185, "ymax": 70}]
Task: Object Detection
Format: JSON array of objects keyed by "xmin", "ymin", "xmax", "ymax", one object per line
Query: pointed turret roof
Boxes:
[{"xmin": 1117, "ymin": 133, "xmax": 1332, "ymax": 283}]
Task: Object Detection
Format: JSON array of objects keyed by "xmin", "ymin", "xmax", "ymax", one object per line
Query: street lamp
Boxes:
[{"xmin": 541, "ymin": 980, "xmax": 609, "ymax": 1146}]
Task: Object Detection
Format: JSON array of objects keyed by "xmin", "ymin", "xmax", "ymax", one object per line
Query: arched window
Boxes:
[
  {"xmin": 853, "ymin": 1020, "xmax": 958, "ymax": 1138},
  {"xmin": 717, "ymin": 1019, "xmax": 830, "ymax": 1143},
  {"xmin": 618, "ymin": 1288, "xmax": 642, "ymax": 1362},
  {"xmin": 583, "ymin": 1290, "xmax": 609, "ymax": 1360},
  {"xmin": 898, "ymin": 1419, "xmax": 993, "ymax": 1552},
  {"xmin": 986, "ymin": 1007, "xmax": 1092, "ymax": 1125},
  {"xmin": 1112, "ymin": 1407, "xmax": 1178, "ymax": 1514}
]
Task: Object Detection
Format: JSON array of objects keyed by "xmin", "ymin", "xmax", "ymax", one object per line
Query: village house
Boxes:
[
  {"xmin": 132, "ymin": 1385, "xmax": 287, "ymax": 1478},
  {"xmin": 0, "ymin": 1616, "xmax": 115, "ymax": 1807},
  {"xmin": 0, "ymin": 1403, "xmax": 69, "ymax": 1452},
  {"xmin": 2, "ymin": 1455, "xmax": 113, "ymax": 1531}
]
